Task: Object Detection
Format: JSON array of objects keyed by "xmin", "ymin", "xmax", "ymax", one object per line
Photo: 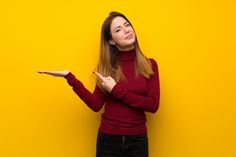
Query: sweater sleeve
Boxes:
[
  {"xmin": 111, "ymin": 59, "xmax": 160, "ymax": 113},
  {"xmin": 64, "ymin": 72, "xmax": 105, "ymax": 112}
]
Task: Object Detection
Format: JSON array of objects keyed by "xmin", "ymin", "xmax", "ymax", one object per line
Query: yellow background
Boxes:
[{"xmin": 0, "ymin": 0, "xmax": 235, "ymax": 156}]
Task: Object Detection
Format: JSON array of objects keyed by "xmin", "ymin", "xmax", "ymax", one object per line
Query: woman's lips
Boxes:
[{"xmin": 124, "ymin": 34, "xmax": 133, "ymax": 40}]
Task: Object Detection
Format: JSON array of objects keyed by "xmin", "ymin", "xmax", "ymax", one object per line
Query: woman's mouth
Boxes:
[{"xmin": 124, "ymin": 34, "xmax": 133, "ymax": 40}]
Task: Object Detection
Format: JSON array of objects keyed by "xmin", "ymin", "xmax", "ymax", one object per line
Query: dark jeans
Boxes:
[{"xmin": 96, "ymin": 132, "xmax": 148, "ymax": 157}]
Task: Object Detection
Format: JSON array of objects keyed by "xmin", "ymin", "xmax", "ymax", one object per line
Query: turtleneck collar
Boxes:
[{"xmin": 118, "ymin": 48, "xmax": 136, "ymax": 62}]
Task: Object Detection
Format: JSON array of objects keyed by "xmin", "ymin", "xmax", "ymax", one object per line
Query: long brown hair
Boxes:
[{"xmin": 96, "ymin": 11, "xmax": 154, "ymax": 88}]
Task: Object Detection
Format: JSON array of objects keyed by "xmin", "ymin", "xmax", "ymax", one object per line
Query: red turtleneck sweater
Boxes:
[{"xmin": 64, "ymin": 49, "xmax": 160, "ymax": 135}]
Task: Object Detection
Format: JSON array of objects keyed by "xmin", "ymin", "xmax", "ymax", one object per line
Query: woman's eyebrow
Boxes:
[
  {"xmin": 124, "ymin": 21, "xmax": 128, "ymax": 25},
  {"xmin": 113, "ymin": 26, "xmax": 121, "ymax": 31}
]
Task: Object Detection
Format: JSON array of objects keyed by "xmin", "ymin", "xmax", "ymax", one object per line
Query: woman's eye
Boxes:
[{"xmin": 115, "ymin": 29, "xmax": 120, "ymax": 32}]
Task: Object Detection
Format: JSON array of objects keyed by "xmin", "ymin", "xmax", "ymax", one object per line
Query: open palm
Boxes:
[{"xmin": 38, "ymin": 70, "xmax": 69, "ymax": 77}]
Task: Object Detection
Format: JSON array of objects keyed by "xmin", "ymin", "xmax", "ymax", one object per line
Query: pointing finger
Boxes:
[{"xmin": 93, "ymin": 71, "xmax": 105, "ymax": 82}]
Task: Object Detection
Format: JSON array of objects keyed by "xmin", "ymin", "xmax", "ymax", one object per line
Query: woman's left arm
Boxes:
[{"xmin": 111, "ymin": 59, "xmax": 160, "ymax": 113}]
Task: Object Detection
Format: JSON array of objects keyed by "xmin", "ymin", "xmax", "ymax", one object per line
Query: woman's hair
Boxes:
[{"xmin": 96, "ymin": 11, "xmax": 154, "ymax": 89}]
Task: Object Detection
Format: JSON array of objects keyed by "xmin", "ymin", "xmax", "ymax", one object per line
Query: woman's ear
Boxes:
[{"xmin": 109, "ymin": 39, "xmax": 115, "ymax": 45}]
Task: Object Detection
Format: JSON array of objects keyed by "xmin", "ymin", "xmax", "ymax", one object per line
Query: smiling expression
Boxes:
[{"xmin": 109, "ymin": 16, "xmax": 136, "ymax": 51}]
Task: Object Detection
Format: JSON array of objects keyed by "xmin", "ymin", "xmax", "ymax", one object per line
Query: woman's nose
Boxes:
[{"xmin": 123, "ymin": 27, "xmax": 129, "ymax": 33}]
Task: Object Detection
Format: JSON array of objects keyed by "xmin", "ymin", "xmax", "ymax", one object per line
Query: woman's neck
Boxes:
[
  {"xmin": 116, "ymin": 44, "xmax": 135, "ymax": 51},
  {"xmin": 118, "ymin": 48, "xmax": 136, "ymax": 61}
]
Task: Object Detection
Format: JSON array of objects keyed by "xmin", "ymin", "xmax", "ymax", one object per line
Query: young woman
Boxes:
[{"xmin": 38, "ymin": 11, "xmax": 160, "ymax": 157}]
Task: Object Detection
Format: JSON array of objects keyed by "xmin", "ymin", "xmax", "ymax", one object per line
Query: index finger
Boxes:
[{"xmin": 93, "ymin": 71, "xmax": 105, "ymax": 82}]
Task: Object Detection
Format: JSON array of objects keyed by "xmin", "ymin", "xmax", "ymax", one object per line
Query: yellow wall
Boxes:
[{"xmin": 0, "ymin": 0, "xmax": 235, "ymax": 156}]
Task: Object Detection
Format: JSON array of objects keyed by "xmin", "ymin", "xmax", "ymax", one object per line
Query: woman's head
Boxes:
[
  {"xmin": 102, "ymin": 12, "xmax": 136, "ymax": 51},
  {"xmin": 97, "ymin": 11, "xmax": 153, "ymax": 89}
]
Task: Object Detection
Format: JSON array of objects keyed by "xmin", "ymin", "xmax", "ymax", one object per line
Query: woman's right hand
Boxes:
[{"xmin": 38, "ymin": 70, "xmax": 70, "ymax": 77}]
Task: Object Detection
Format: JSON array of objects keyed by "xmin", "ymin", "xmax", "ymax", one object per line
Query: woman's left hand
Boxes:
[{"xmin": 93, "ymin": 72, "xmax": 116, "ymax": 93}]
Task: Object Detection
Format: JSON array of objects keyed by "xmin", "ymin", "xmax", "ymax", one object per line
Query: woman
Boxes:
[{"xmin": 39, "ymin": 11, "xmax": 160, "ymax": 157}]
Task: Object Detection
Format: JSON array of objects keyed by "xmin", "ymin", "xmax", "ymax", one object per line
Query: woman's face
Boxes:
[{"xmin": 109, "ymin": 16, "xmax": 136, "ymax": 51}]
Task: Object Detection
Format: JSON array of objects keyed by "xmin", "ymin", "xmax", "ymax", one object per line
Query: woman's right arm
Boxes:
[
  {"xmin": 64, "ymin": 72, "xmax": 105, "ymax": 112},
  {"xmin": 38, "ymin": 70, "xmax": 105, "ymax": 112}
]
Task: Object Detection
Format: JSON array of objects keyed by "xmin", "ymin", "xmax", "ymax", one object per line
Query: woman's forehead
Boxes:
[{"xmin": 111, "ymin": 16, "xmax": 128, "ymax": 28}]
